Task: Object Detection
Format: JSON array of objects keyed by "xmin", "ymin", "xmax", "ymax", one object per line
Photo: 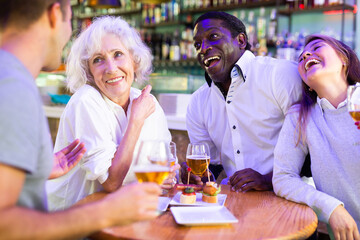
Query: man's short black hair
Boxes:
[
  {"xmin": 0, "ymin": 0, "xmax": 68, "ymax": 30},
  {"xmin": 194, "ymin": 11, "xmax": 251, "ymax": 51}
]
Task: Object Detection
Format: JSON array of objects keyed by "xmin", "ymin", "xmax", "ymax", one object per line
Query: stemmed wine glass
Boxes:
[
  {"xmin": 347, "ymin": 84, "xmax": 360, "ymax": 123},
  {"xmin": 186, "ymin": 143, "xmax": 210, "ymax": 177},
  {"xmin": 133, "ymin": 140, "xmax": 171, "ymax": 185},
  {"xmin": 169, "ymin": 141, "xmax": 178, "ymax": 167},
  {"xmin": 169, "ymin": 141, "xmax": 179, "ymax": 185}
]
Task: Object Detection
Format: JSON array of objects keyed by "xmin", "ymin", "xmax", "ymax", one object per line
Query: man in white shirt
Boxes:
[{"xmin": 181, "ymin": 11, "xmax": 303, "ymax": 192}]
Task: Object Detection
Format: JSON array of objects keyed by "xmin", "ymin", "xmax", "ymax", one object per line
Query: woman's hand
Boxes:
[
  {"xmin": 329, "ymin": 205, "xmax": 360, "ymax": 240},
  {"xmin": 49, "ymin": 139, "xmax": 86, "ymax": 179},
  {"xmin": 130, "ymin": 85, "xmax": 155, "ymax": 126},
  {"xmin": 161, "ymin": 164, "xmax": 180, "ymax": 190}
]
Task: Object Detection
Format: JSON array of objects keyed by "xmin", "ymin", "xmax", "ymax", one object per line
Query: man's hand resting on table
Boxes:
[
  {"xmin": 229, "ymin": 168, "xmax": 272, "ymax": 192},
  {"xmin": 180, "ymin": 162, "xmax": 214, "ymax": 185}
]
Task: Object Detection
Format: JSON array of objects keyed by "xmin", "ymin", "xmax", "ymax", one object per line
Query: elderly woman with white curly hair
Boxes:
[{"xmin": 46, "ymin": 16, "xmax": 174, "ymax": 211}]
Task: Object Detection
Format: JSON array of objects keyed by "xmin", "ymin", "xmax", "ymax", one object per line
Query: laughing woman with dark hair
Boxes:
[{"xmin": 273, "ymin": 34, "xmax": 360, "ymax": 240}]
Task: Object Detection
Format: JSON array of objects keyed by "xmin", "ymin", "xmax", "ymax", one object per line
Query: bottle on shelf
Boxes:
[
  {"xmin": 239, "ymin": 10, "xmax": 247, "ymax": 26},
  {"xmin": 314, "ymin": 0, "xmax": 326, "ymax": 6},
  {"xmin": 142, "ymin": 4, "xmax": 150, "ymax": 25},
  {"xmin": 180, "ymin": 30, "xmax": 187, "ymax": 60},
  {"xmin": 162, "ymin": 33, "xmax": 171, "ymax": 60},
  {"xmin": 149, "ymin": 4, "xmax": 155, "ymax": 24},
  {"xmin": 256, "ymin": 7, "xmax": 267, "ymax": 41},
  {"xmin": 328, "ymin": 0, "xmax": 342, "ymax": 5},
  {"xmin": 154, "ymin": 5, "xmax": 161, "ymax": 24},
  {"xmin": 161, "ymin": 2, "xmax": 168, "ymax": 22},
  {"xmin": 257, "ymin": 38, "xmax": 268, "ymax": 56},
  {"xmin": 276, "ymin": 32, "xmax": 296, "ymax": 61},
  {"xmin": 226, "ymin": 0, "xmax": 234, "ymax": 5},
  {"xmin": 203, "ymin": 0, "xmax": 211, "ymax": 8},
  {"xmin": 181, "ymin": 0, "xmax": 189, "ymax": 10},
  {"xmin": 267, "ymin": 8, "xmax": 277, "ymax": 44},
  {"xmin": 157, "ymin": 33, "xmax": 164, "ymax": 61},
  {"xmin": 170, "ymin": 30, "xmax": 181, "ymax": 61},
  {"xmin": 306, "ymin": 0, "xmax": 314, "ymax": 8},
  {"xmin": 195, "ymin": 0, "xmax": 203, "ymax": 9},
  {"xmin": 172, "ymin": 0, "xmax": 180, "ymax": 22},
  {"xmin": 247, "ymin": 11, "xmax": 258, "ymax": 52}
]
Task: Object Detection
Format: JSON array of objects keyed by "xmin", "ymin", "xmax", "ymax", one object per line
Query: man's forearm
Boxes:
[{"xmin": 0, "ymin": 200, "xmax": 109, "ymax": 240}]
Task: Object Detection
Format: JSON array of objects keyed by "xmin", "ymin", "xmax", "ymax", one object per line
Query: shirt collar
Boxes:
[
  {"xmin": 234, "ymin": 50, "xmax": 255, "ymax": 82},
  {"xmin": 101, "ymin": 89, "xmax": 135, "ymax": 115},
  {"xmin": 205, "ymin": 50, "xmax": 255, "ymax": 87},
  {"xmin": 317, "ymin": 96, "xmax": 347, "ymax": 112}
]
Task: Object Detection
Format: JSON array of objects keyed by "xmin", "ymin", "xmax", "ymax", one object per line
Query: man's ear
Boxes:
[
  {"xmin": 47, "ymin": 2, "xmax": 62, "ymax": 29},
  {"xmin": 237, "ymin": 33, "xmax": 247, "ymax": 50}
]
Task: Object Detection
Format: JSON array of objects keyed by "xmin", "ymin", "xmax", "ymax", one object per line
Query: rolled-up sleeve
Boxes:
[{"xmin": 55, "ymin": 91, "xmax": 116, "ymax": 184}]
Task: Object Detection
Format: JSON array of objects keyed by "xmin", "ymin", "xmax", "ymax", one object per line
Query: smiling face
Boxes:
[
  {"xmin": 89, "ymin": 34, "xmax": 135, "ymax": 105},
  {"xmin": 193, "ymin": 19, "xmax": 245, "ymax": 86},
  {"xmin": 298, "ymin": 39, "xmax": 345, "ymax": 91}
]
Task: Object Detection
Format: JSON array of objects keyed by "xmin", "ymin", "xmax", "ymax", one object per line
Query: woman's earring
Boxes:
[{"xmin": 309, "ymin": 88, "xmax": 313, "ymax": 92}]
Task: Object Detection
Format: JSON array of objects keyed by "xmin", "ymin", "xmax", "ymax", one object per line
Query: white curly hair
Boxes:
[{"xmin": 66, "ymin": 15, "xmax": 153, "ymax": 93}]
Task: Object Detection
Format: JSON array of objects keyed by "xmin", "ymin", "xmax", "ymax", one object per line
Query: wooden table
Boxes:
[{"xmin": 78, "ymin": 185, "xmax": 318, "ymax": 240}]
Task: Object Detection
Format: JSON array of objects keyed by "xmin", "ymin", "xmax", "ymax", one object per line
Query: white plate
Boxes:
[
  {"xmin": 158, "ymin": 197, "xmax": 171, "ymax": 212},
  {"xmin": 169, "ymin": 192, "xmax": 227, "ymax": 206},
  {"xmin": 170, "ymin": 206, "xmax": 238, "ymax": 226}
]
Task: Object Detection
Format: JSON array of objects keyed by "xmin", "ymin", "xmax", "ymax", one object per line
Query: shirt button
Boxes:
[
  {"xmin": 237, "ymin": 150, "xmax": 240, "ymax": 154},
  {"xmin": 227, "ymin": 101, "xmax": 231, "ymax": 104},
  {"xmin": 233, "ymin": 125, "xmax": 236, "ymax": 129}
]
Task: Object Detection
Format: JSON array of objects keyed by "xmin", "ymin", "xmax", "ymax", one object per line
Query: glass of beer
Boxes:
[
  {"xmin": 133, "ymin": 140, "xmax": 171, "ymax": 185},
  {"xmin": 348, "ymin": 84, "xmax": 360, "ymax": 122},
  {"xmin": 186, "ymin": 143, "xmax": 210, "ymax": 176},
  {"xmin": 169, "ymin": 141, "xmax": 177, "ymax": 167}
]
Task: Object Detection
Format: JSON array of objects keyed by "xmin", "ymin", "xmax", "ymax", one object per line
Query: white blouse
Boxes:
[{"xmin": 46, "ymin": 84, "xmax": 171, "ymax": 210}]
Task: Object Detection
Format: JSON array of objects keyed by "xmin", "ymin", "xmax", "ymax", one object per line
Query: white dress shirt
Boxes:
[
  {"xmin": 186, "ymin": 50, "xmax": 302, "ymax": 181},
  {"xmin": 46, "ymin": 84, "xmax": 171, "ymax": 210}
]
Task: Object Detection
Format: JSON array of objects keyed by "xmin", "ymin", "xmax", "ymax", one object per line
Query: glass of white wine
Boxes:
[
  {"xmin": 133, "ymin": 140, "xmax": 171, "ymax": 185},
  {"xmin": 186, "ymin": 142, "xmax": 210, "ymax": 177},
  {"xmin": 348, "ymin": 84, "xmax": 360, "ymax": 122}
]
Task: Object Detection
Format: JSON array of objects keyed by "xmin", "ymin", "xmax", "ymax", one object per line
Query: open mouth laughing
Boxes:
[
  {"xmin": 304, "ymin": 58, "xmax": 320, "ymax": 71},
  {"xmin": 203, "ymin": 56, "xmax": 220, "ymax": 68}
]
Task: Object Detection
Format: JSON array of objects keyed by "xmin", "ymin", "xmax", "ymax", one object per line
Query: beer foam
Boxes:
[
  {"xmin": 186, "ymin": 155, "xmax": 210, "ymax": 160},
  {"xmin": 133, "ymin": 165, "xmax": 170, "ymax": 172}
]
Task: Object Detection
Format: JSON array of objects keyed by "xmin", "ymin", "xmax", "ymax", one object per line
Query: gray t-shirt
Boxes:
[{"xmin": 0, "ymin": 50, "xmax": 53, "ymax": 211}]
